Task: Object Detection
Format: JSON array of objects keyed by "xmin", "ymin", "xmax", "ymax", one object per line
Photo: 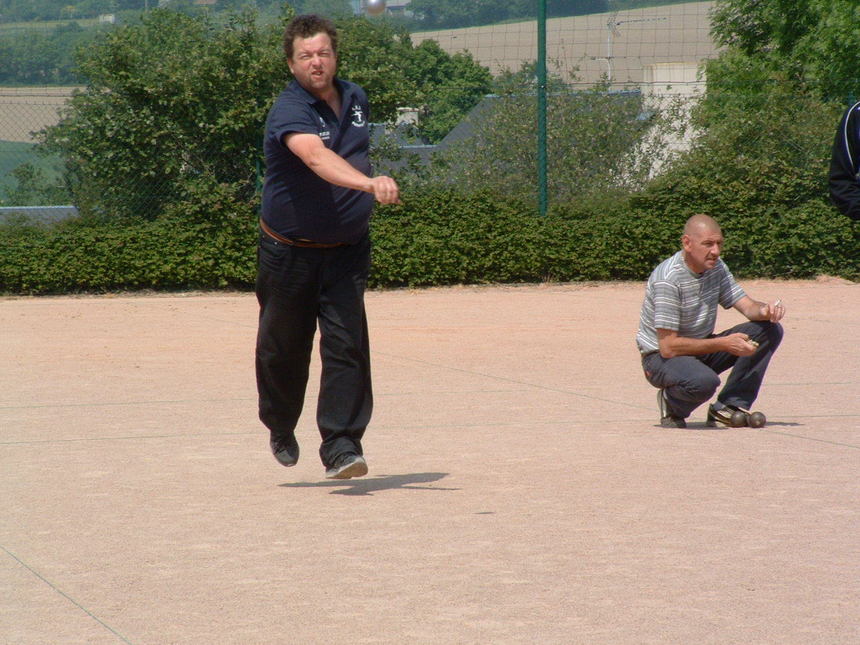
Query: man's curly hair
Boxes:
[{"xmin": 283, "ymin": 14, "xmax": 338, "ymax": 61}]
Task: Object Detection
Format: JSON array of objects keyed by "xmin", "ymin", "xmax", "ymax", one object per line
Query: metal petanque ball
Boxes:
[
  {"xmin": 365, "ymin": 0, "xmax": 386, "ymax": 15},
  {"xmin": 748, "ymin": 411, "xmax": 767, "ymax": 428},
  {"xmin": 730, "ymin": 410, "xmax": 748, "ymax": 427}
]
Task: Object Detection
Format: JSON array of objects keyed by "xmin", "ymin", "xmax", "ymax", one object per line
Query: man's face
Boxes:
[
  {"xmin": 288, "ymin": 32, "xmax": 337, "ymax": 97},
  {"xmin": 682, "ymin": 226, "xmax": 723, "ymax": 274}
]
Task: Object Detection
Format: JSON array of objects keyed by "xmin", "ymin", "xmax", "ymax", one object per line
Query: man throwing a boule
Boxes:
[{"xmin": 256, "ymin": 14, "xmax": 399, "ymax": 478}]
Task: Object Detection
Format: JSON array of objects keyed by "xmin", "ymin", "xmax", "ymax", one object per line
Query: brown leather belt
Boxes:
[{"xmin": 260, "ymin": 218, "xmax": 347, "ymax": 248}]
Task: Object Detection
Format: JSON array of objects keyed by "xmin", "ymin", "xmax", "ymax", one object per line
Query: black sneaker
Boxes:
[
  {"xmin": 706, "ymin": 404, "xmax": 748, "ymax": 428},
  {"xmin": 270, "ymin": 432, "xmax": 299, "ymax": 467},
  {"xmin": 325, "ymin": 453, "xmax": 368, "ymax": 480},
  {"xmin": 658, "ymin": 389, "xmax": 686, "ymax": 428}
]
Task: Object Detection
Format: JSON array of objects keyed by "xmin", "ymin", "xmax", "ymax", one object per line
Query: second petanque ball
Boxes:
[
  {"xmin": 748, "ymin": 411, "xmax": 766, "ymax": 428},
  {"xmin": 730, "ymin": 410, "xmax": 748, "ymax": 427},
  {"xmin": 366, "ymin": 0, "xmax": 386, "ymax": 14}
]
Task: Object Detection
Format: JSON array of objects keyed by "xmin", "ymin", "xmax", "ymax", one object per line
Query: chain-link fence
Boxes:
[
  {"xmin": 412, "ymin": 1, "xmax": 716, "ymax": 87},
  {"xmin": 0, "ymin": 87, "xmax": 77, "ymax": 222},
  {"xmin": 0, "ymin": 1, "xmax": 851, "ymax": 225},
  {"xmin": 1, "ymin": 5, "xmax": 713, "ymax": 219}
]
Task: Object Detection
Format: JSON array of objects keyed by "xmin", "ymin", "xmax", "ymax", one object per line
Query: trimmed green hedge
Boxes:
[
  {"xmin": 1, "ymin": 182, "xmax": 856, "ymax": 295},
  {"xmin": 0, "ymin": 180, "xmax": 258, "ymax": 293}
]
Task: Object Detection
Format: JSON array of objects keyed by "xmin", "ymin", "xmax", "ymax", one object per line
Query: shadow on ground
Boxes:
[{"xmin": 279, "ymin": 472, "xmax": 458, "ymax": 496}]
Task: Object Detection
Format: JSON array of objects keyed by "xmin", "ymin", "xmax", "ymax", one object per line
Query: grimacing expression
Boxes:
[
  {"xmin": 288, "ymin": 32, "xmax": 337, "ymax": 97},
  {"xmin": 683, "ymin": 227, "xmax": 723, "ymax": 274}
]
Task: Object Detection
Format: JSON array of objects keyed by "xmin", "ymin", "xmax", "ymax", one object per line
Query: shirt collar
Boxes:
[{"xmin": 288, "ymin": 78, "xmax": 353, "ymax": 109}]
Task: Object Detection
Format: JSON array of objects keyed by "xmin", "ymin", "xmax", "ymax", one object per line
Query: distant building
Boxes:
[{"xmin": 385, "ymin": 0, "xmax": 411, "ymax": 15}]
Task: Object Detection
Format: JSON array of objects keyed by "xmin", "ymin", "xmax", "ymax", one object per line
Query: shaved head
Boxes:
[
  {"xmin": 681, "ymin": 214, "xmax": 724, "ymax": 273},
  {"xmin": 683, "ymin": 213, "xmax": 721, "ymax": 239}
]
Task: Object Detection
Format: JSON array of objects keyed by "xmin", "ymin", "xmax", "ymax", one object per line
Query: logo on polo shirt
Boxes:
[
  {"xmin": 350, "ymin": 104, "xmax": 366, "ymax": 128},
  {"xmin": 317, "ymin": 115, "xmax": 331, "ymax": 141}
]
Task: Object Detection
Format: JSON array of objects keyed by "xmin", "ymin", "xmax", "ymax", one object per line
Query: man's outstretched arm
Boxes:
[{"xmin": 285, "ymin": 132, "xmax": 400, "ymax": 204}]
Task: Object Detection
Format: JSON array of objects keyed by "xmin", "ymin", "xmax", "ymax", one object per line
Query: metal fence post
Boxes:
[{"xmin": 537, "ymin": 0, "xmax": 548, "ymax": 216}]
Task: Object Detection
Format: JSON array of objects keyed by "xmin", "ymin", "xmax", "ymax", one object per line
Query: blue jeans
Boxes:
[{"xmin": 641, "ymin": 321, "xmax": 783, "ymax": 419}]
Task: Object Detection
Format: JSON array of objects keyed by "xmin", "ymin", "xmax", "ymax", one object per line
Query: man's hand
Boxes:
[
  {"xmin": 724, "ymin": 332, "xmax": 758, "ymax": 356},
  {"xmin": 759, "ymin": 299, "xmax": 785, "ymax": 323},
  {"xmin": 734, "ymin": 295, "xmax": 786, "ymax": 322},
  {"xmin": 368, "ymin": 175, "xmax": 400, "ymax": 204}
]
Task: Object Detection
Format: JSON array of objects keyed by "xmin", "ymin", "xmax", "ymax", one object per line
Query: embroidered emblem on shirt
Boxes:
[
  {"xmin": 350, "ymin": 104, "xmax": 366, "ymax": 128},
  {"xmin": 317, "ymin": 115, "xmax": 331, "ymax": 141}
]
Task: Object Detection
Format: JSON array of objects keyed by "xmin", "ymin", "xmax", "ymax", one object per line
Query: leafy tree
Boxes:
[
  {"xmin": 76, "ymin": 0, "xmax": 115, "ymax": 17},
  {"xmin": 627, "ymin": 86, "xmax": 852, "ymax": 277},
  {"xmin": 402, "ymin": 40, "xmax": 493, "ymax": 143},
  {"xmin": 710, "ymin": 0, "xmax": 816, "ymax": 58},
  {"xmin": 428, "ymin": 62, "xmax": 666, "ymax": 207},
  {"xmin": 709, "ymin": 0, "xmax": 860, "ymax": 102},
  {"xmin": 336, "ymin": 19, "xmax": 491, "ymax": 143},
  {"xmin": 115, "ymin": 0, "xmax": 147, "ymax": 10},
  {"xmin": 492, "ymin": 60, "xmax": 569, "ymax": 95},
  {"xmin": 630, "ymin": 0, "xmax": 859, "ymax": 277},
  {"xmin": 0, "ymin": 0, "xmax": 113, "ymax": 21},
  {"xmin": 334, "ymin": 16, "xmax": 420, "ymax": 124},
  {"xmin": 1, "ymin": 163, "xmax": 70, "ymax": 206},
  {"xmin": 36, "ymin": 6, "xmax": 491, "ymax": 219},
  {"xmin": 0, "ymin": 21, "xmax": 95, "ymax": 84},
  {"xmin": 41, "ymin": 8, "xmax": 290, "ymax": 219},
  {"xmin": 687, "ymin": 0, "xmax": 860, "ymax": 232},
  {"xmin": 793, "ymin": 1, "xmax": 860, "ymax": 101},
  {"xmin": 299, "ymin": 0, "xmax": 353, "ymax": 18},
  {"xmin": 0, "ymin": 0, "xmax": 58, "ymax": 21}
]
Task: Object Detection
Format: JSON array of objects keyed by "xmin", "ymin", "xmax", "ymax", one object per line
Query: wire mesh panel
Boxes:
[
  {"xmin": 1, "ymin": 1, "xmax": 835, "ymax": 221},
  {"xmin": 411, "ymin": 1, "xmax": 717, "ymax": 88},
  {"xmin": 401, "ymin": 1, "xmax": 717, "ymax": 208},
  {"xmin": 0, "ymin": 87, "xmax": 77, "ymax": 219},
  {"xmin": 0, "ymin": 2, "xmax": 721, "ymax": 220}
]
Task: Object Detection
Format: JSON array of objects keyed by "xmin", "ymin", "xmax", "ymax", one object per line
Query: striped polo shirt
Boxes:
[{"xmin": 636, "ymin": 250, "xmax": 745, "ymax": 355}]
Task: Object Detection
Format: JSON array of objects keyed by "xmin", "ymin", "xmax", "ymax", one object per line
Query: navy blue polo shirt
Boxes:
[{"xmin": 261, "ymin": 78, "xmax": 374, "ymax": 244}]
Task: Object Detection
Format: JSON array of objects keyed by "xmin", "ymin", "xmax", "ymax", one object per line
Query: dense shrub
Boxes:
[
  {"xmin": 0, "ymin": 179, "xmax": 258, "ymax": 293},
  {"xmin": 369, "ymin": 188, "xmax": 545, "ymax": 287},
  {"xmin": 2, "ymin": 181, "xmax": 855, "ymax": 295}
]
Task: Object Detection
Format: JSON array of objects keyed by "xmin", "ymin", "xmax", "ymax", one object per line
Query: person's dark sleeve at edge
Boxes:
[{"xmin": 829, "ymin": 103, "xmax": 860, "ymax": 221}]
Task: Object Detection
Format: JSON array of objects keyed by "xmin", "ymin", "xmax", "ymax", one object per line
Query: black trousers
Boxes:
[
  {"xmin": 255, "ymin": 231, "xmax": 372, "ymax": 468},
  {"xmin": 642, "ymin": 321, "xmax": 784, "ymax": 419}
]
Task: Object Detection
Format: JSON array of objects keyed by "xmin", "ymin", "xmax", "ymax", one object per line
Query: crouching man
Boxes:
[{"xmin": 636, "ymin": 214, "xmax": 785, "ymax": 427}]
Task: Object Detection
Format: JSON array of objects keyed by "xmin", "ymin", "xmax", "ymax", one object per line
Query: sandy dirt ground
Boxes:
[{"xmin": 1, "ymin": 278, "xmax": 858, "ymax": 645}]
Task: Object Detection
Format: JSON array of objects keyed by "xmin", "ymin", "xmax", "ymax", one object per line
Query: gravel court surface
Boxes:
[{"xmin": 1, "ymin": 278, "xmax": 858, "ymax": 645}]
